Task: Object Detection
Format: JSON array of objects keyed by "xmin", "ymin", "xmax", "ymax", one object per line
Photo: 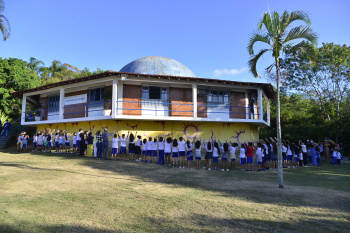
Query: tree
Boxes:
[
  {"xmin": 247, "ymin": 10, "xmax": 318, "ymax": 188},
  {"xmin": 283, "ymin": 43, "xmax": 350, "ymax": 120},
  {"xmin": 27, "ymin": 57, "xmax": 45, "ymax": 73},
  {"xmin": 0, "ymin": 58, "xmax": 41, "ymax": 118},
  {"xmin": 0, "ymin": 0, "xmax": 10, "ymax": 41}
]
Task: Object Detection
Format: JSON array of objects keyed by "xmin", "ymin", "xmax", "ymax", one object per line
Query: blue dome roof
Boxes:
[{"xmin": 120, "ymin": 56, "xmax": 196, "ymax": 78}]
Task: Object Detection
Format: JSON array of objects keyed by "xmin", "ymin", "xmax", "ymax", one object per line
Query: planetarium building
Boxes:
[{"xmin": 12, "ymin": 56, "xmax": 275, "ymax": 142}]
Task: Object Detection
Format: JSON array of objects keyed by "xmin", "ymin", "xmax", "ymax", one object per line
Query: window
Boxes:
[
  {"xmin": 48, "ymin": 94, "xmax": 60, "ymax": 113},
  {"xmin": 207, "ymin": 90, "xmax": 229, "ymax": 104},
  {"xmin": 142, "ymin": 86, "xmax": 168, "ymax": 100},
  {"xmin": 89, "ymin": 87, "xmax": 104, "ymax": 102}
]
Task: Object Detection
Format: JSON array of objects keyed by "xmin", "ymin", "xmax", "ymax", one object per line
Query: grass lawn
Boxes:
[{"xmin": 0, "ymin": 147, "xmax": 349, "ymax": 232}]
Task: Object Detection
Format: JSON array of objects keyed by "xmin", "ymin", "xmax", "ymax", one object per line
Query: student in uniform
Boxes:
[
  {"xmin": 135, "ymin": 135, "xmax": 142, "ymax": 162},
  {"xmin": 178, "ymin": 137, "xmax": 186, "ymax": 168},
  {"xmin": 128, "ymin": 133, "xmax": 135, "ymax": 161},
  {"xmin": 245, "ymin": 142, "xmax": 254, "ymax": 171},
  {"xmin": 186, "ymin": 139, "xmax": 194, "ymax": 169},
  {"xmin": 111, "ymin": 134, "xmax": 119, "ymax": 160},
  {"xmin": 146, "ymin": 137, "xmax": 153, "ymax": 163},
  {"xmin": 76, "ymin": 129, "xmax": 82, "ymax": 154},
  {"xmin": 64, "ymin": 133, "xmax": 71, "ymax": 153},
  {"xmin": 86, "ymin": 132, "xmax": 94, "ymax": 157},
  {"xmin": 44, "ymin": 130, "xmax": 52, "ymax": 153},
  {"xmin": 17, "ymin": 132, "xmax": 23, "ymax": 152},
  {"xmin": 256, "ymin": 143, "xmax": 263, "ymax": 171},
  {"xmin": 142, "ymin": 138, "xmax": 147, "ymax": 162},
  {"xmin": 229, "ymin": 142, "xmax": 237, "ymax": 170},
  {"xmin": 72, "ymin": 132, "xmax": 77, "ymax": 154},
  {"xmin": 172, "ymin": 138, "xmax": 179, "ymax": 167},
  {"xmin": 239, "ymin": 143, "xmax": 246, "ymax": 171},
  {"xmin": 282, "ymin": 143, "xmax": 288, "ymax": 168},
  {"xmin": 194, "ymin": 139, "xmax": 202, "ymax": 170},
  {"xmin": 37, "ymin": 131, "xmax": 44, "ymax": 152},
  {"xmin": 164, "ymin": 137, "xmax": 172, "ymax": 166},
  {"xmin": 158, "ymin": 136, "xmax": 165, "ymax": 166},
  {"xmin": 32, "ymin": 133, "xmax": 38, "ymax": 152},
  {"xmin": 212, "ymin": 141, "xmax": 220, "ymax": 171},
  {"xmin": 119, "ymin": 132, "xmax": 129, "ymax": 161},
  {"xmin": 219, "ymin": 141, "xmax": 229, "ymax": 171},
  {"xmin": 203, "ymin": 139, "xmax": 213, "ymax": 170},
  {"xmin": 152, "ymin": 138, "xmax": 158, "ymax": 163}
]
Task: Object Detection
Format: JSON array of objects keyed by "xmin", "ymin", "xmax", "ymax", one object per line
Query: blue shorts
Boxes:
[
  {"xmin": 23, "ymin": 143, "xmax": 27, "ymax": 149},
  {"xmin": 172, "ymin": 152, "xmax": 178, "ymax": 157},
  {"xmin": 222, "ymin": 158, "xmax": 228, "ymax": 161},
  {"xmin": 147, "ymin": 150, "xmax": 152, "ymax": 156},
  {"xmin": 265, "ymin": 154, "xmax": 270, "ymax": 161},
  {"xmin": 179, "ymin": 151, "xmax": 186, "ymax": 156},
  {"xmin": 33, "ymin": 142, "xmax": 37, "ymax": 147},
  {"xmin": 76, "ymin": 140, "xmax": 80, "ymax": 148},
  {"xmin": 231, "ymin": 159, "xmax": 236, "ymax": 162},
  {"xmin": 287, "ymin": 155, "xmax": 292, "ymax": 161},
  {"xmin": 129, "ymin": 149, "xmax": 134, "ymax": 154},
  {"xmin": 187, "ymin": 151, "xmax": 193, "ymax": 157},
  {"xmin": 142, "ymin": 150, "xmax": 146, "ymax": 155},
  {"xmin": 65, "ymin": 142, "xmax": 70, "ymax": 147},
  {"xmin": 120, "ymin": 147, "xmax": 126, "ymax": 154},
  {"xmin": 46, "ymin": 142, "xmax": 52, "ymax": 148},
  {"xmin": 111, "ymin": 148, "xmax": 118, "ymax": 154},
  {"xmin": 213, "ymin": 157, "xmax": 219, "ymax": 163},
  {"xmin": 37, "ymin": 143, "xmax": 43, "ymax": 147},
  {"xmin": 195, "ymin": 157, "xmax": 201, "ymax": 160},
  {"xmin": 73, "ymin": 144, "xmax": 76, "ymax": 148},
  {"xmin": 294, "ymin": 157, "xmax": 299, "ymax": 162},
  {"xmin": 257, "ymin": 161, "xmax": 262, "ymax": 165},
  {"xmin": 247, "ymin": 157, "xmax": 253, "ymax": 164},
  {"xmin": 165, "ymin": 152, "xmax": 171, "ymax": 156},
  {"xmin": 152, "ymin": 150, "xmax": 158, "ymax": 157},
  {"xmin": 55, "ymin": 142, "xmax": 59, "ymax": 149},
  {"xmin": 159, "ymin": 150, "xmax": 164, "ymax": 157},
  {"xmin": 187, "ymin": 156, "xmax": 193, "ymax": 161},
  {"xmin": 240, "ymin": 158, "xmax": 246, "ymax": 164}
]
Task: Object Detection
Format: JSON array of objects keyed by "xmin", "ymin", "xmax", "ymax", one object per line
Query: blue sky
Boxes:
[{"xmin": 2, "ymin": 0, "xmax": 350, "ymax": 84}]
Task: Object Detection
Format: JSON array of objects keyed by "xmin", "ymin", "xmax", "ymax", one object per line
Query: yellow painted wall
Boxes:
[{"xmin": 36, "ymin": 120, "xmax": 259, "ymax": 142}]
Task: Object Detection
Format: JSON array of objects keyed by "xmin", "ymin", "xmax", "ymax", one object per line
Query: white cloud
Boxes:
[{"xmin": 213, "ymin": 67, "xmax": 248, "ymax": 77}]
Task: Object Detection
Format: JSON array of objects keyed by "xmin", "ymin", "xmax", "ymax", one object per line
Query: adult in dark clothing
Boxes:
[
  {"xmin": 79, "ymin": 131, "xmax": 86, "ymax": 156},
  {"xmin": 101, "ymin": 128, "xmax": 113, "ymax": 160}
]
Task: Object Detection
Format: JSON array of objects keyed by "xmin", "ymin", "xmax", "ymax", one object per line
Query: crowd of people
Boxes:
[{"xmin": 16, "ymin": 128, "xmax": 344, "ymax": 171}]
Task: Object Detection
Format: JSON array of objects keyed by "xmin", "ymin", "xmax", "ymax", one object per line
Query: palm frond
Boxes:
[
  {"xmin": 248, "ymin": 49, "xmax": 270, "ymax": 78},
  {"xmin": 0, "ymin": 14, "xmax": 10, "ymax": 41},
  {"xmin": 280, "ymin": 10, "xmax": 311, "ymax": 29},
  {"xmin": 284, "ymin": 26, "xmax": 318, "ymax": 44},
  {"xmin": 284, "ymin": 41, "xmax": 316, "ymax": 59},
  {"xmin": 247, "ymin": 32, "xmax": 270, "ymax": 55}
]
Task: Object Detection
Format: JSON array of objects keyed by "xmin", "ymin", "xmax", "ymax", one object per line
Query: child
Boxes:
[
  {"xmin": 23, "ymin": 133, "xmax": 29, "ymax": 152},
  {"xmin": 128, "ymin": 133, "xmax": 135, "ymax": 161},
  {"xmin": 164, "ymin": 137, "xmax": 172, "ymax": 166},
  {"xmin": 239, "ymin": 143, "xmax": 246, "ymax": 171},
  {"xmin": 245, "ymin": 142, "xmax": 254, "ymax": 171},
  {"xmin": 212, "ymin": 141, "xmax": 220, "ymax": 171},
  {"xmin": 32, "ymin": 133, "xmax": 38, "ymax": 152},
  {"xmin": 72, "ymin": 132, "xmax": 77, "ymax": 154},
  {"xmin": 332, "ymin": 149, "xmax": 338, "ymax": 165},
  {"xmin": 17, "ymin": 132, "xmax": 23, "ymax": 152},
  {"xmin": 178, "ymin": 137, "xmax": 186, "ymax": 168},
  {"xmin": 45, "ymin": 131, "xmax": 52, "ymax": 153},
  {"xmin": 65, "ymin": 133, "xmax": 71, "ymax": 153},
  {"xmin": 287, "ymin": 142, "xmax": 293, "ymax": 168},
  {"xmin": 316, "ymin": 145, "xmax": 321, "ymax": 166},
  {"xmin": 299, "ymin": 149, "xmax": 303, "ymax": 167},
  {"xmin": 158, "ymin": 136, "xmax": 165, "ymax": 166},
  {"xmin": 220, "ymin": 141, "xmax": 229, "ymax": 171},
  {"xmin": 263, "ymin": 141, "xmax": 270, "ymax": 170},
  {"xmin": 142, "ymin": 138, "xmax": 147, "ymax": 162},
  {"xmin": 146, "ymin": 137, "xmax": 153, "ymax": 163},
  {"xmin": 256, "ymin": 143, "xmax": 263, "ymax": 171},
  {"xmin": 58, "ymin": 131, "xmax": 65, "ymax": 152},
  {"xmin": 229, "ymin": 142, "xmax": 237, "ymax": 170},
  {"xmin": 135, "ymin": 135, "xmax": 142, "ymax": 162},
  {"xmin": 337, "ymin": 150, "xmax": 342, "ymax": 165},
  {"xmin": 37, "ymin": 131, "xmax": 44, "ymax": 152},
  {"xmin": 76, "ymin": 129, "xmax": 82, "ymax": 154},
  {"xmin": 119, "ymin": 133, "xmax": 129, "ymax": 160},
  {"xmin": 152, "ymin": 138, "xmax": 158, "ymax": 163},
  {"xmin": 271, "ymin": 141, "xmax": 278, "ymax": 169},
  {"xmin": 186, "ymin": 139, "xmax": 193, "ymax": 169},
  {"xmin": 172, "ymin": 138, "xmax": 179, "ymax": 167},
  {"xmin": 282, "ymin": 143, "xmax": 288, "ymax": 168},
  {"xmin": 203, "ymin": 139, "xmax": 213, "ymax": 170},
  {"xmin": 111, "ymin": 134, "xmax": 119, "ymax": 160},
  {"xmin": 194, "ymin": 139, "xmax": 201, "ymax": 170}
]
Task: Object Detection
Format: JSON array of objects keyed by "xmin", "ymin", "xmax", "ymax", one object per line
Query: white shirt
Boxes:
[
  {"xmin": 77, "ymin": 132, "xmax": 81, "ymax": 141},
  {"xmin": 239, "ymin": 148, "xmax": 246, "ymax": 158},
  {"xmin": 142, "ymin": 142, "xmax": 147, "ymax": 151},
  {"xmin": 186, "ymin": 143, "xmax": 192, "ymax": 151},
  {"xmin": 178, "ymin": 140, "xmax": 186, "ymax": 152},
  {"xmin": 195, "ymin": 145, "xmax": 201, "ymax": 154},
  {"xmin": 73, "ymin": 136, "xmax": 77, "ymax": 144},
  {"xmin": 120, "ymin": 137, "xmax": 128, "ymax": 147},
  {"xmin": 172, "ymin": 145, "xmax": 179, "ymax": 153},
  {"xmin": 33, "ymin": 135, "xmax": 37, "ymax": 143},
  {"xmin": 65, "ymin": 135, "xmax": 70, "ymax": 143},
  {"xmin": 282, "ymin": 146, "xmax": 287, "ymax": 153},
  {"xmin": 319, "ymin": 145, "xmax": 324, "ymax": 152},
  {"xmin": 112, "ymin": 138, "xmax": 119, "ymax": 148},
  {"xmin": 213, "ymin": 147, "xmax": 219, "ymax": 158},
  {"xmin": 205, "ymin": 143, "xmax": 213, "ymax": 152},
  {"xmin": 256, "ymin": 147, "xmax": 262, "ymax": 156},
  {"xmin": 152, "ymin": 142, "xmax": 158, "ymax": 150},
  {"xmin": 299, "ymin": 152, "xmax": 303, "ymax": 160},
  {"xmin": 301, "ymin": 144, "xmax": 307, "ymax": 153},
  {"xmin": 164, "ymin": 142, "xmax": 172, "ymax": 153},
  {"xmin": 136, "ymin": 139, "xmax": 141, "ymax": 147},
  {"xmin": 38, "ymin": 135, "xmax": 44, "ymax": 144},
  {"xmin": 146, "ymin": 141, "xmax": 153, "ymax": 150},
  {"xmin": 158, "ymin": 141, "xmax": 164, "ymax": 150},
  {"xmin": 337, "ymin": 152, "xmax": 341, "ymax": 159},
  {"xmin": 287, "ymin": 146, "xmax": 292, "ymax": 155},
  {"xmin": 17, "ymin": 136, "xmax": 23, "ymax": 143}
]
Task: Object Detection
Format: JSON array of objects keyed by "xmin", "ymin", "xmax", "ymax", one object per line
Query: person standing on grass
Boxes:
[
  {"xmin": 178, "ymin": 137, "xmax": 186, "ymax": 168},
  {"xmin": 142, "ymin": 138, "xmax": 147, "ymax": 162},
  {"xmin": 239, "ymin": 143, "xmax": 246, "ymax": 171},
  {"xmin": 95, "ymin": 130, "xmax": 103, "ymax": 159},
  {"xmin": 72, "ymin": 132, "xmax": 77, "ymax": 154},
  {"xmin": 282, "ymin": 143, "xmax": 288, "ymax": 168},
  {"xmin": 219, "ymin": 141, "xmax": 229, "ymax": 171},
  {"xmin": 152, "ymin": 137, "xmax": 158, "ymax": 163},
  {"xmin": 172, "ymin": 138, "xmax": 179, "ymax": 167},
  {"xmin": 194, "ymin": 139, "xmax": 201, "ymax": 170},
  {"xmin": 135, "ymin": 135, "xmax": 142, "ymax": 162},
  {"xmin": 58, "ymin": 131, "xmax": 65, "ymax": 153},
  {"xmin": 119, "ymin": 132, "xmax": 129, "ymax": 161},
  {"xmin": 128, "ymin": 133, "xmax": 136, "ymax": 161},
  {"xmin": 164, "ymin": 137, "xmax": 172, "ymax": 166},
  {"xmin": 212, "ymin": 141, "xmax": 220, "ymax": 171},
  {"xmin": 37, "ymin": 131, "xmax": 44, "ymax": 152},
  {"xmin": 286, "ymin": 141, "xmax": 293, "ymax": 168},
  {"xmin": 86, "ymin": 132, "xmax": 94, "ymax": 157},
  {"xmin": 79, "ymin": 131, "xmax": 86, "ymax": 156},
  {"xmin": 17, "ymin": 132, "xmax": 23, "ymax": 152},
  {"xmin": 315, "ymin": 144, "xmax": 321, "ymax": 166},
  {"xmin": 145, "ymin": 137, "xmax": 153, "ymax": 163},
  {"xmin": 45, "ymin": 130, "xmax": 52, "ymax": 153},
  {"xmin": 256, "ymin": 143, "xmax": 263, "ymax": 172},
  {"xmin": 111, "ymin": 133, "xmax": 119, "ymax": 160},
  {"xmin": 203, "ymin": 139, "xmax": 213, "ymax": 170},
  {"xmin": 158, "ymin": 136, "xmax": 165, "ymax": 166},
  {"xmin": 229, "ymin": 142, "xmax": 237, "ymax": 170},
  {"xmin": 32, "ymin": 133, "xmax": 37, "ymax": 152},
  {"xmin": 299, "ymin": 140, "xmax": 308, "ymax": 167},
  {"xmin": 102, "ymin": 128, "xmax": 114, "ymax": 160},
  {"xmin": 292, "ymin": 143, "xmax": 300, "ymax": 168},
  {"xmin": 310, "ymin": 144, "xmax": 317, "ymax": 166},
  {"xmin": 1, "ymin": 120, "xmax": 11, "ymax": 137},
  {"xmin": 65, "ymin": 132, "xmax": 71, "ymax": 153},
  {"xmin": 245, "ymin": 142, "xmax": 254, "ymax": 171},
  {"xmin": 186, "ymin": 138, "xmax": 193, "ymax": 169},
  {"xmin": 76, "ymin": 129, "xmax": 82, "ymax": 154}
]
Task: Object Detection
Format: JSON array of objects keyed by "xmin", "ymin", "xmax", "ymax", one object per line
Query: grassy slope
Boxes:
[{"xmin": 0, "ymin": 148, "xmax": 349, "ymax": 233}]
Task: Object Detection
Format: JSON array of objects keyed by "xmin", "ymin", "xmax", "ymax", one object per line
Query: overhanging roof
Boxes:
[{"xmin": 10, "ymin": 71, "xmax": 276, "ymax": 99}]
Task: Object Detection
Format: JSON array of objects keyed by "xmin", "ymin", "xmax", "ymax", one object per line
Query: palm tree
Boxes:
[
  {"xmin": 0, "ymin": 0, "xmax": 10, "ymax": 41},
  {"xmin": 49, "ymin": 60, "xmax": 63, "ymax": 76},
  {"xmin": 27, "ymin": 57, "xmax": 45, "ymax": 73},
  {"xmin": 247, "ymin": 10, "xmax": 318, "ymax": 188}
]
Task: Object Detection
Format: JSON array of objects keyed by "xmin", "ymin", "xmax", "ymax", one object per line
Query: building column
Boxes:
[
  {"xmin": 192, "ymin": 84, "xmax": 197, "ymax": 118},
  {"xmin": 267, "ymin": 98, "xmax": 270, "ymax": 125},
  {"xmin": 59, "ymin": 88, "xmax": 65, "ymax": 120},
  {"xmin": 21, "ymin": 94, "xmax": 27, "ymax": 124},
  {"xmin": 245, "ymin": 91, "xmax": 249, "ymax": 119},
  {"xmin": 258, "ymin": 86, "xmax": 263, "ymax": 120},
  {"xmin": 112, "ymin": 79, "xmax": 118, "ymax": 117},
  {"xmin": 117, "ymin": 83, "xmax": 123, "ymax": 115}
]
